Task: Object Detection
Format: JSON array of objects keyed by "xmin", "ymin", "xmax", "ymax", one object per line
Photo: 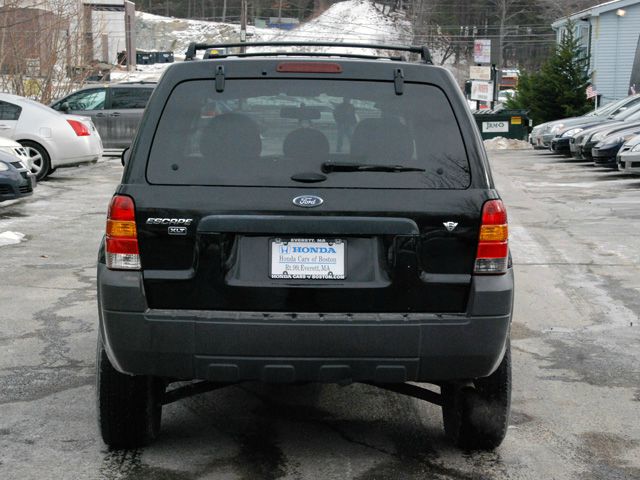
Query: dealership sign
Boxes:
[
  {"xmin": 469, "ymin": 66, "xmax": 492, "ymax": 80},
  {"xmin": 470, "ymin": 80, "xmax": 494, "ymax": 102},
  {"xmin": 474, "ymin": 39, "xmax": 491, "ymax": 64}
]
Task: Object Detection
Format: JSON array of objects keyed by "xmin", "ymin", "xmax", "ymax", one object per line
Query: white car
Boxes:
[
  {"xmin": 617, "ymin": 134, "xmax": 640, "ymax": 175},
  {"xmin": 0, "ymin": 93, "xmax": 103, "ymax": 180},
  {"xmin": 0, "ymin": 136, "xmax": 31, "ymax": 165}
]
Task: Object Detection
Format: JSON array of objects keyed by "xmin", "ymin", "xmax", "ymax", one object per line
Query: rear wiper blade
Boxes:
[{"xmin": 321, "ymin": 162, "xmax": 425, "ymax": 173}]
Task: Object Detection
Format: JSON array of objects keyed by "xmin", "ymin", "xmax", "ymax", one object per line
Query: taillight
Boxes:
[
  {"xmin": 474, "ymin": 200, "xmax": 509, "ymax": 274},
  {"xmin": 105, "ymin": 195, "xmax": 140, "ymax": 270},
  {"xmin": 67, "ymin": 119, "xmax": 90, "ymax": 136}
]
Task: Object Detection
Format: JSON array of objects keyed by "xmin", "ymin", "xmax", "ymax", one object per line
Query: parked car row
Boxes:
[
  {"xmin": 0, "ymin": 93, "xmax": 102, "ymax": 182},
  {"xmin": 617, "ymin": 134, "xmax": 640, "ymax": 174},
  {"xmin": 0, "ymin": 81, "xmax": 156, "ymax": 198},
  {"xmin": 530, "ymin": 93, "xmax": 640, "ymax": 172}
]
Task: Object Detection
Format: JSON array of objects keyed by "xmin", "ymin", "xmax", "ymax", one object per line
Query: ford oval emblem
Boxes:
[{"xmin": 293, "ymin": 195, "xmax": 323, "ymax": 208}]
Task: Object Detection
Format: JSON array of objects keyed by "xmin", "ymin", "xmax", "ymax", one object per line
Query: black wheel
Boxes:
[
  {"xmin": 442, "ymin": 341, "xmax": 512, "ymax": 450},
  {"xmin": 19, "ymin": 140, "xmax": 51, "ymax": 181},
  {"xmin": 96, "ymin": 339, "xmax": 165, "ymax": 448}
]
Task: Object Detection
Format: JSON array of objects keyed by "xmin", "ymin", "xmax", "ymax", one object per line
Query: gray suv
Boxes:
[{"xmin": 51, "ymin": 82, "xmax": 155, "ymax": 149}]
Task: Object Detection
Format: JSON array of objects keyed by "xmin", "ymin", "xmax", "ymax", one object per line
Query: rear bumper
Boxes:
[
  {"xmin": 98, "ymin": 264, "xmax": 513, "ymax": 384},
  {"xmin": 54, "ymin": 153, "xmax": 100, "ymax": 168}
]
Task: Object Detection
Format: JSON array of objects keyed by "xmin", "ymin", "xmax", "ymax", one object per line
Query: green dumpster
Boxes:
[{"xmin": 472, "ymin": 109, "xmax": 531, "ymax": 141}]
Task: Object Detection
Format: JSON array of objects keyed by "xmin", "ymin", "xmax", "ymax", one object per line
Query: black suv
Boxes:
[{"xmin": 97, "ymin": 42, "xmax": 514, "ymax": 450}]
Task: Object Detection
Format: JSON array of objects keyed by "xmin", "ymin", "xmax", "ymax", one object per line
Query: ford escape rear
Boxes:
[{"xmin": 96, "ymin": 42, "xmax": 514, "ymax": 450}]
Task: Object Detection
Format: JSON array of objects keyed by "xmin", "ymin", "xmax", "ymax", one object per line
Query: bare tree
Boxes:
[
  {"xmin": 488, "ymin": 0, "xmax": 527, "ymax": 68},
  {"xmin": 0, "ymin": 0, "xmax": 99, "ymax": 103}
]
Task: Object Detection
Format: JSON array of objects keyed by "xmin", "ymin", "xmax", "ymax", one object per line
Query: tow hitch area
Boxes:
[{"xmin": 161, "ymin": 380, "xmax": 444, "ymax": 406}]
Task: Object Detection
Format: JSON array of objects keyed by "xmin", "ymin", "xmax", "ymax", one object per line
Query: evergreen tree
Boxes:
[
  {"xmin": 506, "ymin": 21, "xmax": 591, "ymax": 124},
  {"xmin": 504, "ymin": 70, "xmax": 534, "ymax": 110}
]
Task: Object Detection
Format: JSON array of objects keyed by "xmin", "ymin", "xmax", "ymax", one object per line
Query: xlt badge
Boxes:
[{"xmin": 168, "ymin": 226, "xmax": 187, "ymax": 235}]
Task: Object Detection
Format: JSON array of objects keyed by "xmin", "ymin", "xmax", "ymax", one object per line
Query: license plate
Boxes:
[{"xmin": 270, "ymin": 239, "xmax": 345, "ymax": 280}]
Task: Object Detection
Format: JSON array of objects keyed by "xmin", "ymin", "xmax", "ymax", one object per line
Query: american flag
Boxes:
[{"xmin": 586, "ymin": 85, "xmax": 598, "ymax": 99}]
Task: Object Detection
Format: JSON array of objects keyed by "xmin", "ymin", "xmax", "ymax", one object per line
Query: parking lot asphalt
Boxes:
[{"xmin": 0, "ymin": 151, "xmax": 639, "ymax": 480}]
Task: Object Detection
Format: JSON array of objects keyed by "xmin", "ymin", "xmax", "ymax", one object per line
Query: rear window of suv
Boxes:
[{"xmin": 147, "ymin": 79, "xmax": 470, "ymax": 189}]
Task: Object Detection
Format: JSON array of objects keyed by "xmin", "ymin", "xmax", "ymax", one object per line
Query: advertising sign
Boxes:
[
  {"xmin": 630, "ymin": 35, "xmax": 640, "ymax": 95},
  {"xmin": 469, "ymin": 66, "xmax": 492, "ymax": 80},
  {"xmin": 470, "ymin": 80, "xmax": 494, "ymax": 102},
  {"xmin": 474, "ymin": 39, "xmax": 492, "ymax": 64},
  {"xmin": 482, "ymin": 121, "xmax": 509, "ymax": 133}
]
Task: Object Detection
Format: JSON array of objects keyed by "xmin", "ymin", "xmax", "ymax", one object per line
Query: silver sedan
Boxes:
[
  {"xmin": 0, "ymin": 93, "xmax": 103, "ymax": 180},
  {"xmin": 617, "ymin": 133, "xmax": 640, "ymax": 175}
]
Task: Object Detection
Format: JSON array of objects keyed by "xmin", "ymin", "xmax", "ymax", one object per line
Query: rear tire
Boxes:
[
  {"xmin": 19, "ymin": 141, "xmax": 51, "ymax": 181},
  {"xmin": 96, "ymin": 339, "xmax": 164, "ymax": 448},
  {"xmin": 442, "ymin": 341, "xmax": 512, "ymax": 450}
]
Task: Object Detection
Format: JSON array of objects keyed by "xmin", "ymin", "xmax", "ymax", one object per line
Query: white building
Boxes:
[
  {"xmin": 82, "ymin": 0, "xmax": 136, "ymax": 66},
  {"xmin": 552, "ymin": 0, "xmax": 640, "ymax": 104},
  {"xmin": 6, "ymin": 0, "xmax": 136, "ymax": 67}
]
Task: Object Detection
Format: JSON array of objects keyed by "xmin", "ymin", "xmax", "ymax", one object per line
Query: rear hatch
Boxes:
[{"xmin": 128, "ymin": 67, "xmax": 493, "ymax": 313}]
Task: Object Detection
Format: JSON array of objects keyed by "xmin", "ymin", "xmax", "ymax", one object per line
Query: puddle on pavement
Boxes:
[
  {"xmin": 509, "ymin": 410, "xmax": 534, "ymax": 426},
  {"xmin": 0, "ymin": 210, "xmax": 27, "ymax": 220},
  {"xmin": 510, "ymin": 322, "xmax": 539, "ymax": 340},
  {"xmin": 541, "ymin": 337, "xmax": 638, "ymax": 389},
  {"xmin": 100, "ymin": 449, "xmax": 196, "ymax": 480},
  {"xmin": 580, "ymin": 432, "xmax": 640, "ymax": 480}
]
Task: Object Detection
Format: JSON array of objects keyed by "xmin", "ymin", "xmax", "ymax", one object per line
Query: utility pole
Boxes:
[
  {"xmin": 240, "ymin": 0, "xmax": 247, "ymax": 53},
  {"xmin": 124, "ymin": 1, "xmax": 136, "ymax": 71}
]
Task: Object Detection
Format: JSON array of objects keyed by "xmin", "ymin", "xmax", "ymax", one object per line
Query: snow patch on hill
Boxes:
[
  {"xmin": 114, "ymin": 1, "xmax": 413, "ymax": 82},
  {"xmin": 249, "ymin": 0, "xmax": 412, "ymax": 56},
  {"xmin": 135, "ymin": 11, "xmax": 273, "ymax": 56}
]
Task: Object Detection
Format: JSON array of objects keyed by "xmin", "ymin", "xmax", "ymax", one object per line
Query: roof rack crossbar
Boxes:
[
  {"xmin": 193, "ymin": 51, "xmax": 407, "ymax": 62},
  {"xmin": 185, "ymin": 41, "xmax": 433, "ymax": 64}
]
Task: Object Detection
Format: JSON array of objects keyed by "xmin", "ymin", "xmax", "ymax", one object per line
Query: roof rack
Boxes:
[
  {"xmin": 184, "ymin": 41, "xmax": 433, "ymax": 64},
  {"xmin": 116, "ymin": 80, "xmax": 158, "ymax": 85}
]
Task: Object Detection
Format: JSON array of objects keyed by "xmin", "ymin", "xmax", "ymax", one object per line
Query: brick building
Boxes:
[{"xmin": 0, "ymin": 6, "xmax": 68, "ymax": 76}]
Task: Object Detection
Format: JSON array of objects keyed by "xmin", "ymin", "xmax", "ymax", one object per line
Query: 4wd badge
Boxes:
[{"xmin": 443, "ymin": 221, "xmax": 458, "ymax": 232}]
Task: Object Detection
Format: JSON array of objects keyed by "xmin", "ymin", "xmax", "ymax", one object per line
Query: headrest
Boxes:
[
  {"xmin": 283, "ymin": 127, "xmax": 330, "ymax": 161},
  {"xmin": 200, "ymin": 113, "xmax": 262, "ymax": 161},
  {"xmin": 350, "ymin": 117, "xmax": 414, "ymax": 163}
]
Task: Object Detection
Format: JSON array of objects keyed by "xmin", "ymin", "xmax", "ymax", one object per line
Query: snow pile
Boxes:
[
  {"xmin": 0, "ymin": 231, "xmax": 25, "ymax": 247},
  {"xmin": 135, "ymin": 0, "xmax": 410, "ymax": 59},
  {"xmin": 484, "ymin": 137, "xmax": 533, "ymax": 151},
  {"xmin": 135, "ymin": 11, "xmax": 273, "ymax": 58},
  {"xmin": 250, "ymin": 0, "xmax": 412, "ymax": 56}
]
